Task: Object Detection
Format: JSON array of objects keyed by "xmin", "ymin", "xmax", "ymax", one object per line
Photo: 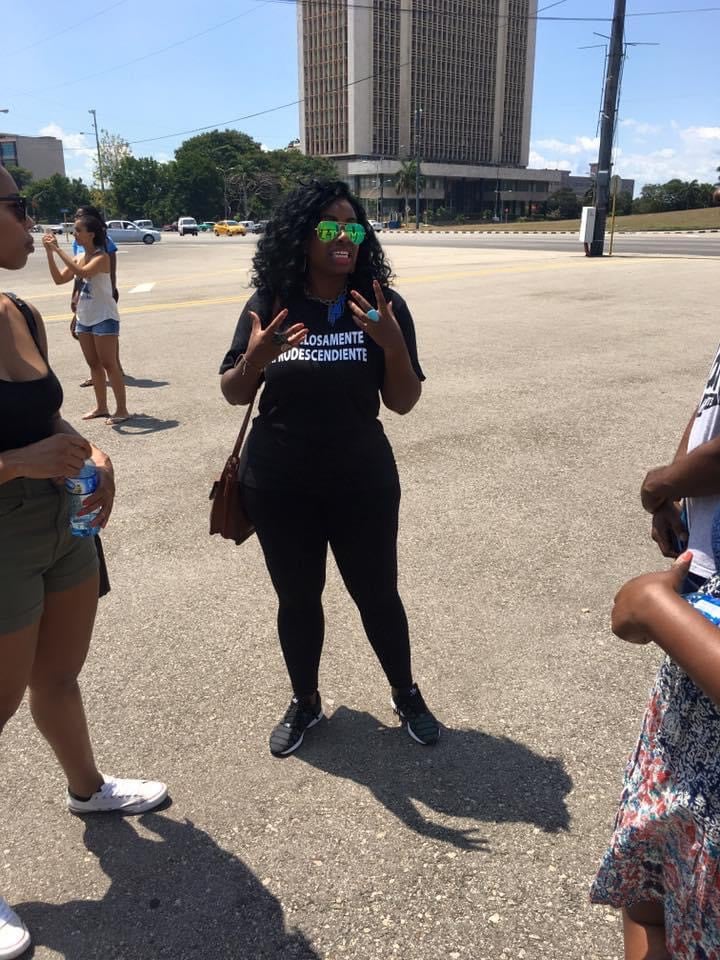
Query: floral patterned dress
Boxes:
[{"xmin": 590, "ymin": 577, "xmax": 720, "ymax": 957}]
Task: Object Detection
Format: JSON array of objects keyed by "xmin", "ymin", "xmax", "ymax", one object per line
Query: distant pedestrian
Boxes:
[
  {"xmin": 591, "ymin": 547, "xmax": 720, "ymax": 958},
  {"xmin": 44, "ymin": 216, "xmax": 130, "ymax": 425},
  {"xmin": 70, "ymin": 205, "xmax": 123, "ymax": 388},
  {"xmin": 219, "ymin": 178, "xmax": 440, "ymax": 756},
  {"xmin": 0, "ymin": 164, "xmax": 165, "ymax": 960}
]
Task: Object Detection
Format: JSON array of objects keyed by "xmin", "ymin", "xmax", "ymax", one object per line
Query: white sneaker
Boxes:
[
  {"xmin": 0, "ymin": 897, "xmax": 30, "ymax": 960},
  {"xmin": 66, "ymin": 775, "xmax": 168, "ymax": 815}
]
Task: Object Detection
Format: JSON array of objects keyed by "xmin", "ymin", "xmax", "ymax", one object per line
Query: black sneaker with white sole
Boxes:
[
  {"xmin": 269, "ymin": 694, "xmax": 324, "ymax": 757},
  {"xmin": 391, "ymin": 685, "xmax": 440, "ymax": 745}
]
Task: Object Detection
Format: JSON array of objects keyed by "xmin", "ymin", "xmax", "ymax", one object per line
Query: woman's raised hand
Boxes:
[
  {"xmin": 349, "ymin": 281, "xmax": 405, "ymax": 353},
  {"xmin": 245, "ymin": 307, "xmax": 308, "ymax": 369}
]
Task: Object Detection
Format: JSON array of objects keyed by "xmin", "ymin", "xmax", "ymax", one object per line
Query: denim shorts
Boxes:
[
  {"xmin": 0, "ymin": 478, "xmax": 98, "ymax": 633},
  {"xmin": 76, "ymin": 318, "xmax": 120, "ymax": 336}
]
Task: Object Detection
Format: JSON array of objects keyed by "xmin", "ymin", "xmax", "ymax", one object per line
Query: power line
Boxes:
[
  {"xmin": 49, "ymin": 1, "xmax": 720, "ymax": 154},
  {"xmin": 258, "ymin": 0, "xmax": 720, "ymax": 19},
  {"xmin": 23, "ymin": 0, "xmax": 131, "ymax": 51},
  {"xmin": 25, "ymin": 2, "xmax": 269, "ymax": 97}
]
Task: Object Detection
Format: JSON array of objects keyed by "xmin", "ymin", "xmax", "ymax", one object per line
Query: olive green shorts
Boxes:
[{"xmin": 0, "ymin": 477, "xmax": 99, "ymax": 634}]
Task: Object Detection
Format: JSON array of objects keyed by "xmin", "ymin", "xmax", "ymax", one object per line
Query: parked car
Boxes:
[
  {"xmin": 198, "ymin": 221, "xmax": 216, "ymax": 232},
  {"xmin": 250, "ymin": 220, "xmax": 269, "ymax": 234},
  {"xmin": 368, "ymin": 220, "xmax": 383, "ymax": 232},
  {"xmin": 236, "ymin": 220, "xmax": 255, "ymax": 232},
  {"xmin": 178, "ymin": 216, "xmax": 198, "ymax": 237},
  {"xmin": 106, "ymin": 219, "xmax": 162, "ymax": 245},
  {"xmin": 162, "ymin": 222, "xmax": 177, "ymax": 232},
  {"xmin": 214, "ymin": 220, "xmax": 246, "ymax": 236}
]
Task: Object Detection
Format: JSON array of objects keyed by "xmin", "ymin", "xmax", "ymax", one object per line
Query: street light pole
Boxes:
[
  {"xmin": 88, "ymin": 108, "xmax": 106, "ymax": 213},
  {"xmin": 415, "ymin": 107, "xmax": 423, "ymax": 231},
  {"xmin": 379, "ymin": 158, "xmax": 384, "ymax": 223}
]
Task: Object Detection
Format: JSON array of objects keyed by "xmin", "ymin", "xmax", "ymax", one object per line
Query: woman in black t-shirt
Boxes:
[{"xmin": 220, "ymin": 178, "xmax": 439, "ymax": 757}]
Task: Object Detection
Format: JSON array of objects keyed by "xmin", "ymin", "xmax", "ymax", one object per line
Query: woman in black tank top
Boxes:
[{"xmin": 0, "ymin": 168, "xmax": 167, "ymax": 956}]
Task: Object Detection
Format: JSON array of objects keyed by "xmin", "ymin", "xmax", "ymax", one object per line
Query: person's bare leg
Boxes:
[
  {"xmin": 28, "ymin": 573, "xmax": 103, "ymax": 798},
  {"xmin": 0, "ymin": 620, "xmax": 40, "ymax": 735},
  {"xmin": 116, "ymin": 336, "xmax": 125, "ymax": 378},
  {"xmin": 78, "ymin": 333, "xmax": 109, "ymax": 418},
  {"xmin": 95, "ymin": 335, "xmax": 129, "ymax": 421},
  {"xmin": 623, "ymin": 902, "xmax": 669, "ymax": 960}
]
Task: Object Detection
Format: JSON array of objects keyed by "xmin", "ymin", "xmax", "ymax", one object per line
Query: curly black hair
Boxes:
[{"xmin": 251, "ymin": 179, "xmax": 394, "ymax": 300}]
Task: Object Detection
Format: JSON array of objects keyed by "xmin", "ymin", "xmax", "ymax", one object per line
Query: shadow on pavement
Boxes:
[
  {"xmin": 111, "ymin": 415, "xmax": 180, "ymax": 435},
  {"xmin": 123, "ymin": 375, "xmax": 170, "ymax": 389},
  {"xmin": 16, "ymin": 813, "xmax": 319, "ymax": 960},
  {"xmin": 297, "ymin": 707, "xmax": 572, "ymax": 851}
]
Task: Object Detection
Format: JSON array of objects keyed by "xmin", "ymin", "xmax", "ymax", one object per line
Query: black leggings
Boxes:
[{"xmin": 243, "ymin": 482, "xmax": 413, "ymax": 696}]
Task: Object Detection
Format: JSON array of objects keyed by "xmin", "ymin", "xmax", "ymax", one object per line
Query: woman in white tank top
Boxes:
[{"xmin": 44, "ymin": 216, "xmax": 130, "ymax": 425}]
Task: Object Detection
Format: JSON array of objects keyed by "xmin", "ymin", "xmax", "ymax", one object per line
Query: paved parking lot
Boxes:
[{"xmin": 2, "ymin": 233, "xmax": 719, "ymax": 959}]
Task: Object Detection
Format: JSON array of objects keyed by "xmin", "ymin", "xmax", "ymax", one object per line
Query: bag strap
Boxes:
[
  {"xmin": 228, "ymin": 294, "xmax": 280, "ymax": 459},
  {"xmin": 3, "ymin": 292, "xmax": 46, "ymax": 359},
  {"xmin": 230, "ymin": 392, "xmax": 256, "ymax": 459}
]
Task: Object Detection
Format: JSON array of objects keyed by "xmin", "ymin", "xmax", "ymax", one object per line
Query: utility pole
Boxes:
[
  {"xmin": 588, "ymin": 0, "xmax": 625, "ymax": 257},
  {"xmin": 415, "ymin": 106, "xmax": 422, "ymax": 231},
  {"xmin": 88, "ymin": 108, "xmax": 106, "ymax": 214},
  {"xmin": 379, "ymin": 158, "xmax": 384, "ymax": 223}
]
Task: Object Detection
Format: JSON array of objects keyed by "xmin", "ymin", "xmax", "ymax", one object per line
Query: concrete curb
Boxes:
[{"xmin": 408, "ymin": 228, "xmax": 720, "ymax": 237}]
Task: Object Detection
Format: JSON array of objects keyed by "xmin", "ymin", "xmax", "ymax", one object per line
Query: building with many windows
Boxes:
[
  {"xmin": 0, "ymin": 132, "xmax": 65, "ymax": 181},
  {"xmin": 298, "ymin": 0, "xmax": 564, "ymax": 219}
]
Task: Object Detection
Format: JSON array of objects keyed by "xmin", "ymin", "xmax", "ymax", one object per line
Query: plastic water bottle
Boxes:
[{"xmin": 65, "ymin": 459, "xmax": 100, "ymax": 537}]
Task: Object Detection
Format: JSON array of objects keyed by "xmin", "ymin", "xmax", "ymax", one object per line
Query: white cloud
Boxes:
[
  {"xmin": 39, "ymin": 122, "xmax": 96, "ymax": 183},
  {"xmin": 620, "ymin": 118, "xmax": 662, "ymax": 136},
  {"xmin": 528, "ymin": 150, "xmax": 572, "ymax": 171},
  {"xmin": 534, "ymin": 135, "xmax": 599, "ymax": 156},
  {"xmin": 530, "ymin": 121, "xmax": 720, "ymax": 190},
  {"xmin": 682, "ymin": 126, "xmax": 720, "ymax": 142}
]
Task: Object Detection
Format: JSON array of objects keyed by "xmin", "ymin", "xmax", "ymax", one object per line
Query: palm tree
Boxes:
[{"xmin": 393, "ymin": 160, "xmax": 425, "ymax": 224}]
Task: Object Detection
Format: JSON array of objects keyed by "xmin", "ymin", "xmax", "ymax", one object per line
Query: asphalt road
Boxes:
[
  {"xmin": 2, "ymin": 235, "xmax": 719, "ymax": 959},
  {"xmin": 382, "ymin": 230, "xmax": 720, "ymax": 257},
  {"xmin": 157, "ymin": 228, "xmax": 720, "ymax": 257}
]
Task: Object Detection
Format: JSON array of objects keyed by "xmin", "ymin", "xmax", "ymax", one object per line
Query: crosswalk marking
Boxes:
[{"xmin": 128, "ymin": 282, "xmax": 156, "ymax": 294}]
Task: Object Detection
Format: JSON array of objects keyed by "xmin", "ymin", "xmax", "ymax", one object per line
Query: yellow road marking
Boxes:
[{"xmin": 40, "ymin": 255, "xmax": 704, "ymax": 323}]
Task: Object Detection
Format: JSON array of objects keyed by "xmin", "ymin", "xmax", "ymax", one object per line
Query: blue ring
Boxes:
[{"xmin": 366, "ymin": 308, "xmax": 380, "ymax": 322}]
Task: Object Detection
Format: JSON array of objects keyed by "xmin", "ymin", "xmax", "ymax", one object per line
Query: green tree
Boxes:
[
  {"xmin": 545, "ymin": 188, "xmax": 581, "ymax": 220},
  {"xmin": 174, "ymin": 129, "xmax": 261, "ymax": 170},
  {"xmin": 614, "ymin": 190, "xmax": 633, "ymax": 216},
  {"xmin": 172, "ymin": 155, "xmax": 223, "ymax": 220},
  {"xmin": 25, "ymin": 174, "xmax": 91, "ymax": 221},
  {"xmin": 95, "ymin": 129, "xmax": 132, "ymax": 188},
  {"xmin": 113, "ymin": 156, "xmax": 175, "ymax": 224},
  {"xmin": 6, "ymin": 165, "xmax": 34, "ymax": 190}
]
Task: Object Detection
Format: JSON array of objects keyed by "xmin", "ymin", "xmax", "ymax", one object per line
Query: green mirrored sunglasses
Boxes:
[{"xmin": 315, "ymin": 220, "xmax": 366, "ymax": 245}]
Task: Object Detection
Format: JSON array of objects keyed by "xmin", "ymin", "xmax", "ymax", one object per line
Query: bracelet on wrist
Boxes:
[{"xmin": 236, "ymin": 353, "xmax": 265, "ymax": 377}]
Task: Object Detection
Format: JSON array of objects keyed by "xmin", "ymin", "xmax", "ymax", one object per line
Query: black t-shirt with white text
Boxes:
[{"xmin": 219, "ymin": 288, "xmax": 425, "ymax": 491}]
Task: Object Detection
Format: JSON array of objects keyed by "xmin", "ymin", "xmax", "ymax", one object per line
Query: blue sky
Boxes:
[{"xmin": 4, "ymin": 0, "xmax": 720, "ymax": 192}]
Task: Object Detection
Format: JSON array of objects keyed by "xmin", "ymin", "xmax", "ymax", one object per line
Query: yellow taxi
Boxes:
[{"xmin": 214, "ymin": 219, "xmax": 247, "ymax": 236}]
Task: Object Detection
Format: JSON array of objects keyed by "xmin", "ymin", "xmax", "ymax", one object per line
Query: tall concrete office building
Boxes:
[
  {"xmin": 297, "ymin": 0, "xmax": 558, "ymax": 218},
  {"xmin": 299, "ymin": 0, "xmax": 537, "ymax": 168}
]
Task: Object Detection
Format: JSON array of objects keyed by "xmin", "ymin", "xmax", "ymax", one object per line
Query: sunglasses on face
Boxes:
[
  {"xmin": 0, "ymin": 196, "xmax": 28, "ymax": 221},
  {"xmin": 315, "ymin": 220, "xmax": 366, "ymax": 245}
]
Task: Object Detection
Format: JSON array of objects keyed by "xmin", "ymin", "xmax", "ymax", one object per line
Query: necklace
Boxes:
[{"xmin": 304, "ymin": 286, "xmax": 348, "ymax": 327}]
